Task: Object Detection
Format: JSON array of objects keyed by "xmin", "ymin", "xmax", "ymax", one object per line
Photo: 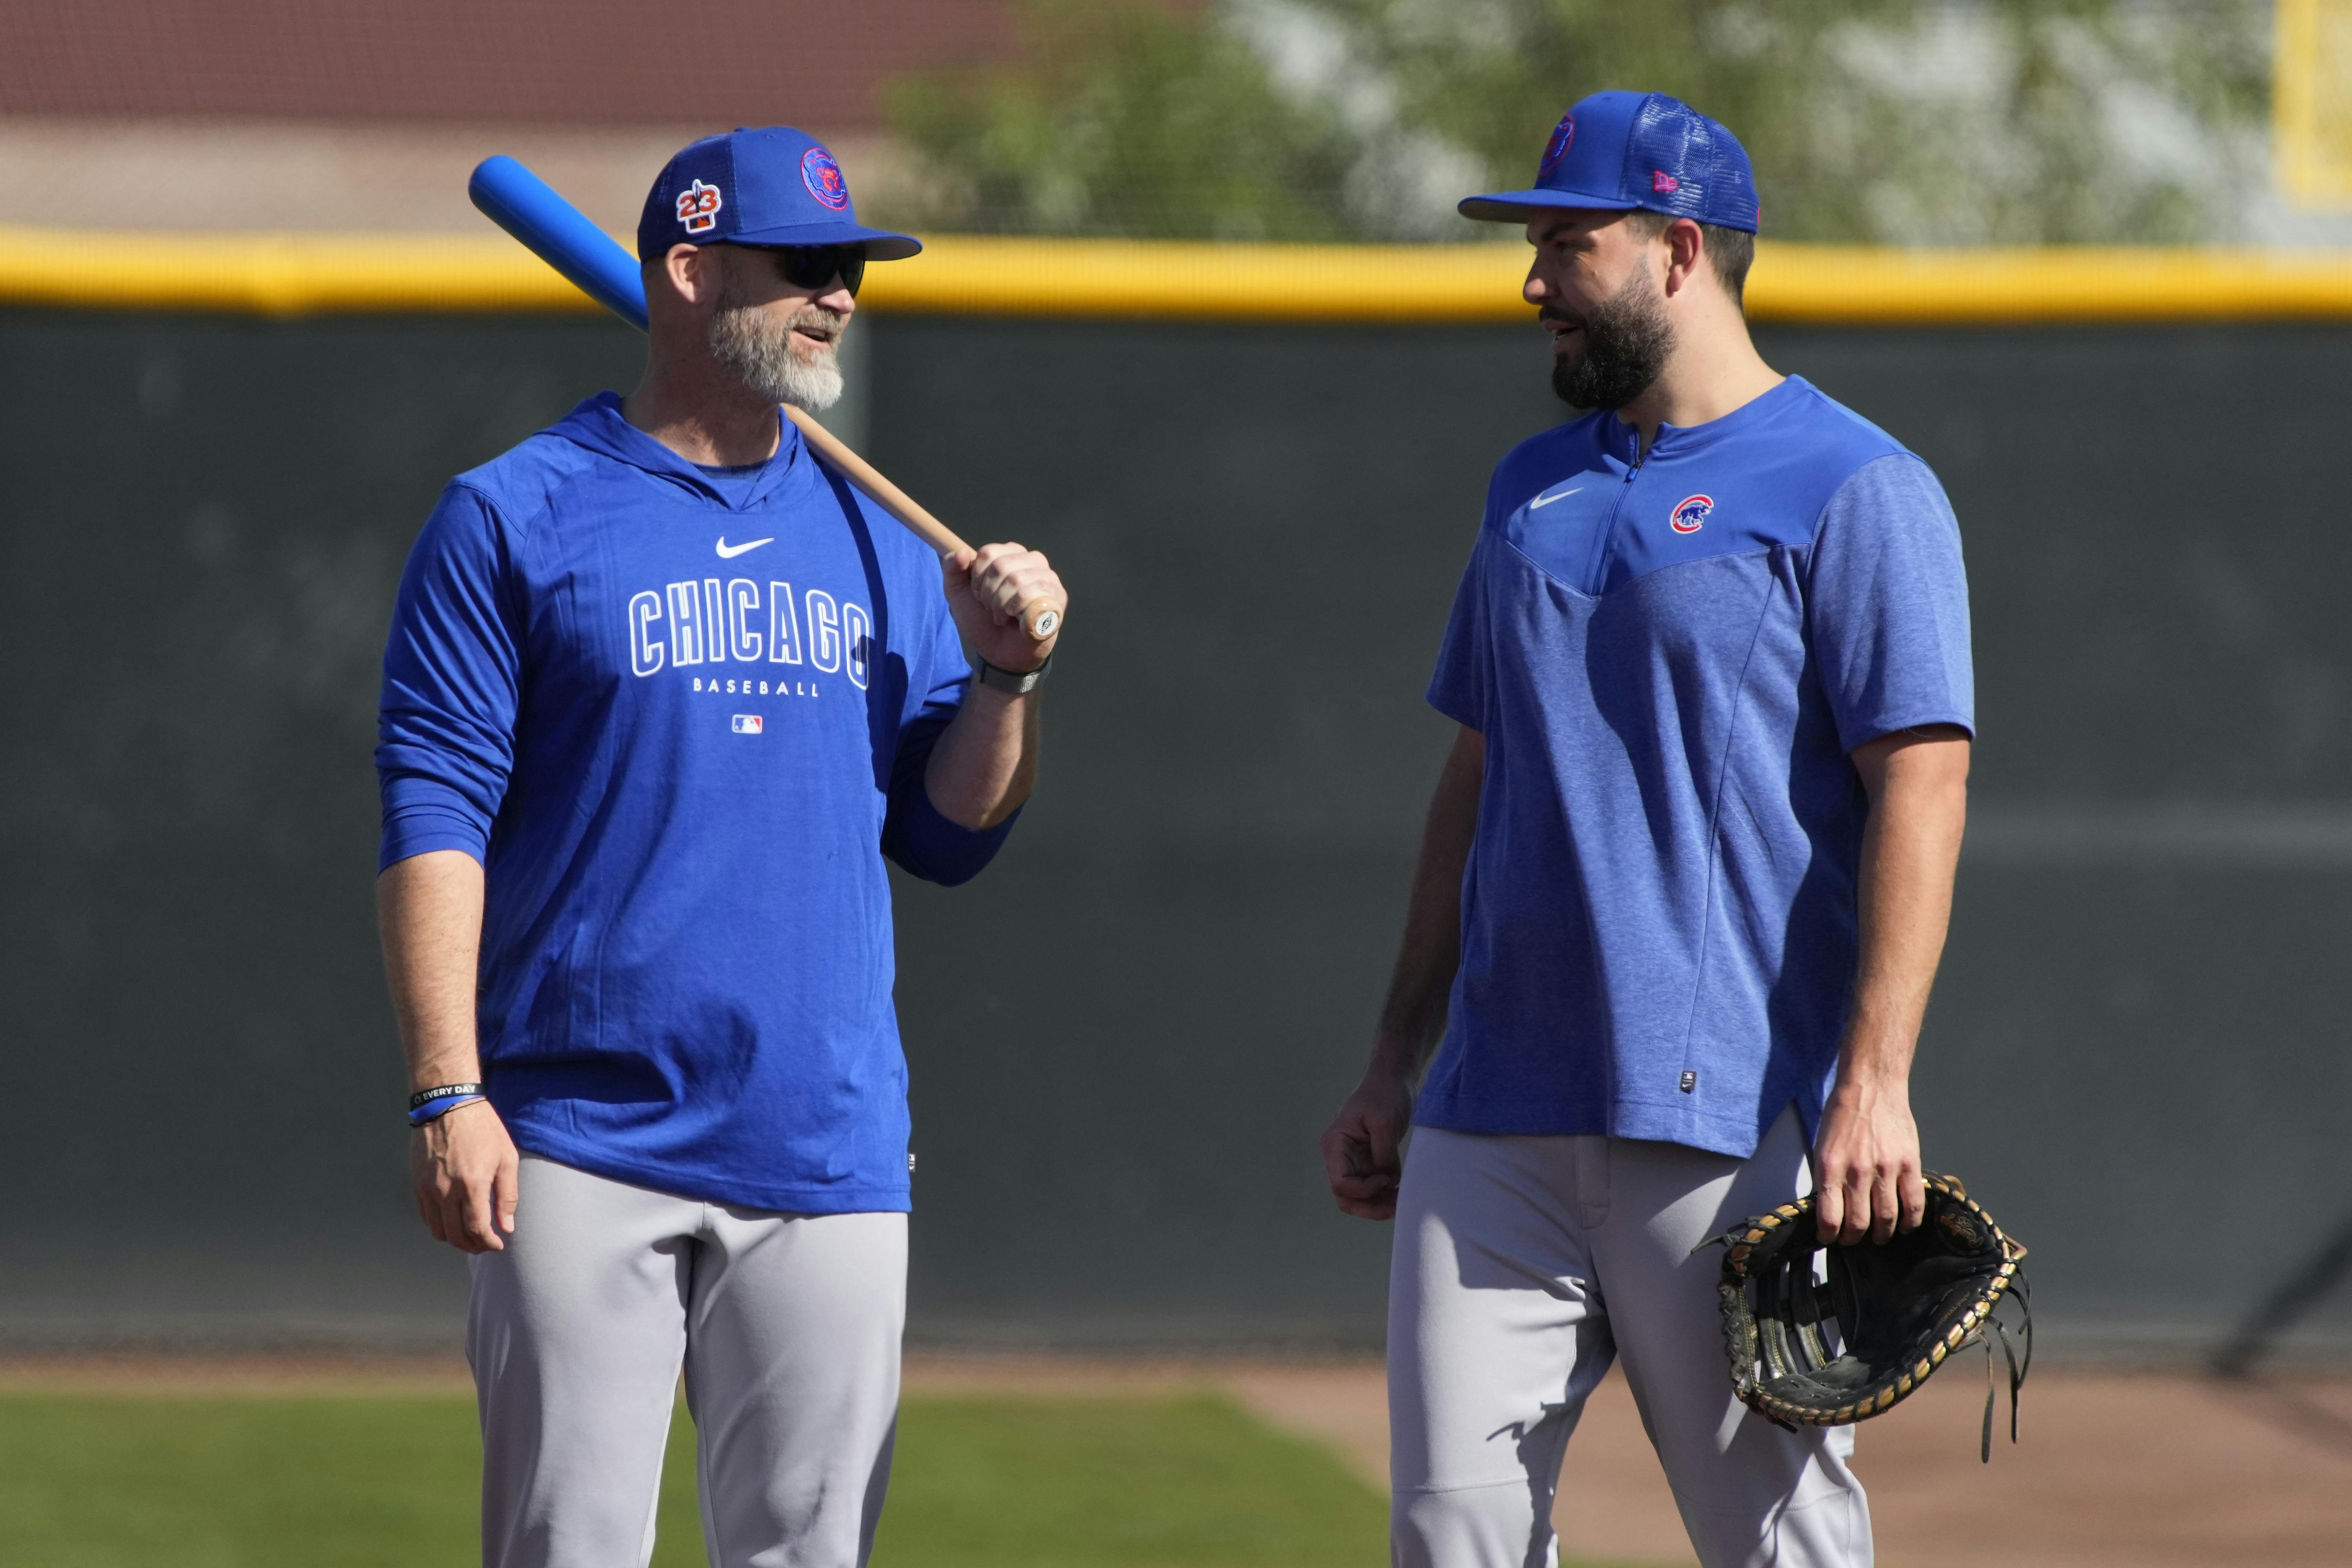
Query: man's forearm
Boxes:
[
  {"xmin": 1811, "ymin": 729, "xmax": 1967, "ymax": 1242},
  {"xmin": 924, "ymin": 684, "xmax": 1041, "ymax": 830},
  {"xmin": 376, "ymin": 849, "xmax": 489, "ymax": 1090},
  {"xmin": 380, "ymin": 847, "xmax": 519, "ymax": 1253},
  {"xmin": 1319, "ymin": 725, "xmax": 1484, "ymax": 1221},
  {"xmin": 1372, "ymin": 726, "xmax": 1485, "ymax": 1074},
  {"xmin": 1836, "ymin": 731, "xmax": 1970, "ymax": 1090}
]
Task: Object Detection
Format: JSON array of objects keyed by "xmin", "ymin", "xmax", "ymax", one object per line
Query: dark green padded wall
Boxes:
[{"xmin": 2, "ymin": 308, "xmax": 2347, "ymax": 1355}]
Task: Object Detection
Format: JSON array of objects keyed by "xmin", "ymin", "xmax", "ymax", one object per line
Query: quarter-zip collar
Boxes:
[
  {"xmin": 1608, "ymin": 373, "xmax": 1808, "ymax": 464},
  {"xmin": 553, "ymin": 390, "xmax": 808, "ymax": 512}
]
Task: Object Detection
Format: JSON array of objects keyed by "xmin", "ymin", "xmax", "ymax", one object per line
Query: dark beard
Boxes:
[{"xmin": 1548, "ymin": 268, "xmax": 1675, "ymax": 411}]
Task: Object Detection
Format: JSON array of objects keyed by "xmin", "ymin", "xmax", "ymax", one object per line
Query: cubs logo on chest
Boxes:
[{"xmin": 1669, "ymin": 494, "xmax": 1714, "ymax": 534}]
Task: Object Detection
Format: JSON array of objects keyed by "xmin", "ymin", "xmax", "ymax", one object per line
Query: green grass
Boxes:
[
  {"xmin": 0, "ymin": 1389, "xmax": 1390, "ymax": 1567},
  {"xmin": 872, "ymin": 1394, "xmax": 1387, "ymax": 1568},
  {"xmin": 0, "ymin": 1395, "xmax": 482, "ymax": 1568}
]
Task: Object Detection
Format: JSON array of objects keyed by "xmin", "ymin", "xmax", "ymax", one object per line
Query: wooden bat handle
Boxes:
[{"xmin": 781, "ymin": 405, "xmax": 1063, "ymax": 644}]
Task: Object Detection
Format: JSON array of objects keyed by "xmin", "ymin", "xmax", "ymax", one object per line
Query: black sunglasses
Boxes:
[{"xmin": 765, "ymin": 244, "xmax": 866, "ymax": 297}]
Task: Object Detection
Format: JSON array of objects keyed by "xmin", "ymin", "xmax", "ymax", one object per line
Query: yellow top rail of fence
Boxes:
[{"xmin": 7, "ymin": 225, "xmax": 2352, "ymax": 325}]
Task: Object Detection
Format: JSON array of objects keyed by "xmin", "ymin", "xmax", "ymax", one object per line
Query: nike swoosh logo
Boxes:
[
  {"xmin": 1527, "ymin": 486, "xmax": 1583, "ymax": 510},
  {"xmin": 715, "ymin": 537, "xmax": 774, "ymax": 559}
]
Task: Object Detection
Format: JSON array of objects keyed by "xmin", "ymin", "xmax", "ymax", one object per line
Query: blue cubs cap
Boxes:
[
  {"xmin": 1458, "ymin": 90, "xmax": 1759, "ymax": 234},
  {"xmin": 637, "ymin": 126, "xmax": 922, "ymax": 262}
]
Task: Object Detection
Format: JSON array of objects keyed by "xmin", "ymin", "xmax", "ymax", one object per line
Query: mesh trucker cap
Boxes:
[
  {"xmin": 1458, "ymin": 90, "xmax": 1760, "ymax": 234},
  {"xmin": 637, "ymin": 126, "xmax": 922, "ymax": 262}
]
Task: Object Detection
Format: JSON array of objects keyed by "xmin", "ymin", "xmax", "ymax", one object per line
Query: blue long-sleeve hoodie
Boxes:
[{"xmin": 375, "ymin": 392, "xmax": 1012, "ymax": 1212}]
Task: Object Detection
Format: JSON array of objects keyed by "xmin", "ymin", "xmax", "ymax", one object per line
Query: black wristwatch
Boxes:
[{"xmin": 973, "ymin": 654, "xmax": 1052, "ymax": 695}]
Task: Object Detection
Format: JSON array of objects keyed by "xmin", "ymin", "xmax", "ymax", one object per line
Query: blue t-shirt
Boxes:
[
  {"xmin": 376, "ymin": 392, "xmax": 1014, "ymax": 1213},
  {"xmin": 1420, "ymin": 375, "xmax": 1972, "ymax": 1158}
]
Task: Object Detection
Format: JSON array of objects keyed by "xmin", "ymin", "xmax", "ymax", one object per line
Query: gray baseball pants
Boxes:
[
  {"xmin": 466, "ymin": 1154, "xmax": 905, "ymax": 1568},
  {"xmin": 1388, "ymin": 1105, "xmax": 1871, "ymax": 1568}
]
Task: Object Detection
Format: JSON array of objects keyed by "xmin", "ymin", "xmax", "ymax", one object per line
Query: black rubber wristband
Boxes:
[{"xmin": 408, "ymin": 1082, "xmax": 486, "ymax": 1112}]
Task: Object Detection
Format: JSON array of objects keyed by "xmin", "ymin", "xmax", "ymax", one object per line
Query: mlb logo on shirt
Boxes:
[{"xmin": 731, "ymin": 714, "xmax": 764, "ymax": 734}]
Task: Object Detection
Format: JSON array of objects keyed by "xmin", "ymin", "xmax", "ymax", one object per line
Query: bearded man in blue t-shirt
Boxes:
[
  {"xmin": 1320, "ymin": 93, "xmax": 1972, "ymax": 1568},
  {"xmin": 376, "ymin": 128, "xmax": 1065, "ymax": 1568}
]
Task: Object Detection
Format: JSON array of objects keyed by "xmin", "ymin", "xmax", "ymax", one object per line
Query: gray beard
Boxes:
[
  {"xmin": 1548, "ymin": 266, "xmax": 1675, "ymax": 412},
  {"xmin": 707, "ymin": 292, "xmax": 846, "ymax": 412}
]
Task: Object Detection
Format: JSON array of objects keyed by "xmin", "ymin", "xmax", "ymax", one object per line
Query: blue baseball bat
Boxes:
[
  {"xmin": 464, "ymin": 155, "xmax": 1063, "ymax": 641},
  {"xmin": 469, "ymin": 155, "xmax": 650, "ymax": 331}
]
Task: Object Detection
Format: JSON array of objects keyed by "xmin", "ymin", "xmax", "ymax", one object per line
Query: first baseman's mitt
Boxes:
[{"xmin": 1702, "ymin": 1172, "xmax": 2031, "ymax": 1461}]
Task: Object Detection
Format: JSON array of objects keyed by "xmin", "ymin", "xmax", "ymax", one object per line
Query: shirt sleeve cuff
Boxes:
[
  {"xmin": 1838, "ymin": 709, "xmax": 1977, "ymax": 753},
  {"xmin": 1426, "ymin": 678, "xmax": 1482, "ymax": 731},
  {"xmin": 379, "ymin": 802, "xmax": 490, "ymax": 872},
  {"xmin": 883, "ymin": 785, "xmax": 1019, "ymax": 887}
]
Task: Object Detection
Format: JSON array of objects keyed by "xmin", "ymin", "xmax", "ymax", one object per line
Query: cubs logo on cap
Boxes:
[
  {"xmin": 1670, "ymin": 495, "xmax": 1714, "ymax": 534},
  {"xmin": 676, "ymin": 179, "xmax": 723, "ymax": 235},
  {"xmin": 800, "ymin": 147, "xmax": 850, "ymax": 212},
  {"xmin": 1538, "ymin": 115, "xmax": 1575, "ymax": 179}
]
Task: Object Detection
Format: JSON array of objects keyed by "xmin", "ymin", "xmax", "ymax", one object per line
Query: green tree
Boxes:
[
  {"xmin": 884, "ymin": 1, "xmax": 1360, "ymax": 240},
  {"xmin": 883, "ymin": 0, "xmax": 2271, "ymax": 244},
  {"xmin": 1302, "ymin": 0, "xmax": 1915, "ymax": 243}
]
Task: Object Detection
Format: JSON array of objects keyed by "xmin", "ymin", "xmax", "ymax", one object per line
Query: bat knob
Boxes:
[{"xmin": 1025, "ymin": 604, "xmax": 1062, "ymax": 642}]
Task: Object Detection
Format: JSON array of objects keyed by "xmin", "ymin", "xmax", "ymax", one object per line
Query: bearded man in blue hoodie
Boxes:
[{"xmin": 373, "ymin": 129, "xmax": 1065, "ymax": 1568}]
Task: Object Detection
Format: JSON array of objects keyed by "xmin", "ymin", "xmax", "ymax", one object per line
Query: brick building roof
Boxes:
[{"xmin": 0, "ymin": 0, "xmax": 1017, "ymax": 127}]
